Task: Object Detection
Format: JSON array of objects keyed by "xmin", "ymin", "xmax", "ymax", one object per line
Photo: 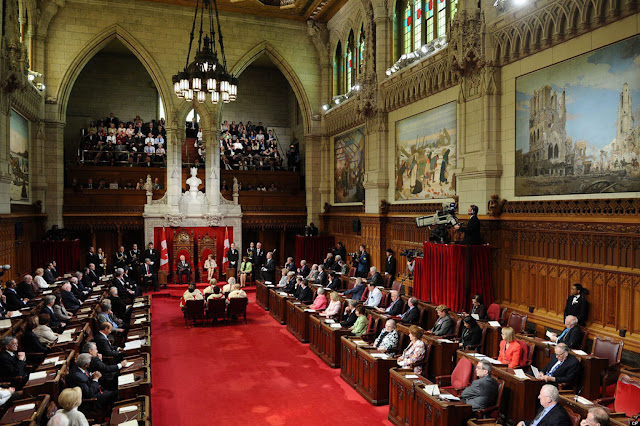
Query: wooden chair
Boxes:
[
  {"xmin": 487, "ymin": 303, "xmax": 502, "ymax": 321},
  {"xmin": 475, "ymin": 379, "xmax": 505, "ymax": 419},
  {"xmin": 564, "ymin": 406, "xmax": 582, "ymax": 426},
  {"xmin": 183, "ymin": 299, "xmax": 205, "ymax": 326},
  {"xmin": 227, "ymin": 297, "xmax": 248, "ymax": 324},
  {"xmin": 506, "ymin": 311, "xmax": 527, "ymax": 334},
  {"xmin": 467, "ymin": 324, "xmax": 488, "ymax": 353},
  {"xmin": 591, "ymin": 336, "xmax": 624, "ymax": 397},
  {"xmin": 197, "ymin": 232, "xmax": 217, "ymax": 283},
  {"xmin": 206, "ymin": 298, "xmax": 226, "ymax": 324},
  {"xmin": 435, "ymin": 357, "xmax": 474, "ymax": 395},
  {"xmin": 515, "ymin": 339, "xmax": 535, "ymax": 368},
  {"xmin": 441, "ymin": 314, "xmax": 463, "ymax": 340},
  {"xmin": 381, "ymin": 274, "xmax": 392, "ymax": 288},
  {"xmin": 379, "ymin": 290, "xmax": 391, "ymax": 308},
  {"xmin": 173, "ymin": 229, "xmax": 194, "ymax": 284},
  {"xmin": 348, "ymin": 267, "xmax": 356, "ymax": 278},
  {"xmin": 596, "ymin": 373, "xmax": 640, "ymax": 418},
  {"xmin": 361, "ymin": 314, "xmax": 379, "ymax": 343}
]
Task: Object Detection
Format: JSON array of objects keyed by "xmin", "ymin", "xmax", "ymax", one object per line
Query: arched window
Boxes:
[
  {"xmin": 358, "ymin": 24, "xmax": 365, "ymax": 77},
  {"xmin": 403, "ymin": 1, "xmax": 412, "ymax": 55},
  {"xmin": 413, "ymin": 0, "xmax": 422, "ymax": 51},
  {"xmin": 333, "ymin": 42, "xmax": 343, "ymax": 97},
  {"xmin": 345, "ymin": 31, "xmax": 355, "ymax": 90}
]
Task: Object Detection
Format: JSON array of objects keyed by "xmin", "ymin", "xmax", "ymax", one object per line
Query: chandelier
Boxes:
[{"xmin": 172, "ymin": 0, "xmax": 238, "ymax": 104}]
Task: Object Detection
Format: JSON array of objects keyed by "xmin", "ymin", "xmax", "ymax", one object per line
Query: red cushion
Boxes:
[
  {"xmin": 615, "ymin": 380, "xmax": 640, "ymax": 417},
  {"xmin": 487, "ymin": 304, "xmax": 501, "ymax": 321},
  {"xmin": 515, "ymin": 340, "xmax": 529, "ymax": 366},
  {"xmin": 451, "ymin": 358, "xmax": 473, "ymax": 389}
]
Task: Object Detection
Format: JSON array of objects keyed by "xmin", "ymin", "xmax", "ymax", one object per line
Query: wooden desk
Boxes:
[
  {"xmin": 118, "ymin": 367, "xmax": 151, "ymax": 400},
  {"xmin": 397, "ymin": 324, "xmax": 458, "ymax": 381},
  {"xmin": 0, "ymin": 318, "xmax": 24, "ymax": 340},
  {"xmin": 309, "ymin": 316, "xmax": 350, "ymax": 368},
  {"xmin": 286, "ymin": 300, "xmax": 316, "ymax": 343},
  {"xmin": 122, "ymin": 353, "xmax": 151, "ymax": 373},
  {"xmin": 340, "ymin": 336, "xmax": 359, "ymax": 388},
  {"xmin": 36, "ymin": 350, "xmax": 75, "ymax": 372},
  {"xmin": 0, "ymin": 395, "xmax": 50, "ymax": 425},
  {"xmin": 23, "ymin": 364, "xmax": 67, "ymax": 401},
  {"xmin": 256, "ymin": 282, "xmax": 271, "ymax": 310},
  {"xmin": 517, "ymin": 334, "xmax": 609, "ymax": 400},
  {"xmin": 479, "ymin": 321, "xmax": 502, "ymax": 359},
  {"xmin": 457, "ymin": 350, "xmax": 544, "ymax": 423},
  {"xmin": 269, "ymin": 290, "xmax": 290, "ymax": 325},
  {"xmin": 122, "ymin": 336, "xmax": 151, "ymax": 357},
  {"xmin": 558, "ymin": 392, "xmax": 629, "ymax": 426},
  {"xmin": 110, "ymin": 395, "xmax": 151, "ymax": 425},
  {"xmin": 356, "ymin": 345, "xmax": 398, "ymax": 405},
  {"xmin": 389, "ymin": 367, "xmax": 473, "ymax": 426}
]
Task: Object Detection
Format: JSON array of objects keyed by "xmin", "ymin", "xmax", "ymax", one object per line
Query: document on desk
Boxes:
[
  {"xmin": 43, "ymin": 290, "xmax": 53, "ymax": 295},
  {"xmin": 266, "ymin": 285, "xmax": 275, "ymax": 288},
  {"xmin": 56, "ymin": 333, "xmax": 73, "ymax": 343},
  {"xmin": 8, "ymin": 311, "xmax": 21, "ymax": 317},
  {"xmin": 0, "ymin": 319, "xmax": 11, "ymax": 329},
  {"xmin": 14, "ymin": 403, "xmax": 36, "ymax": 412},
  {"xmin": 330, "ymin": 324, "xmax": 342, "ymax": 329},
  {"xmin": 304, "ymin": 309, "xmax": 316, "ymax": 312},
  {"xmin": 440, "ymin": 394, "xmax": 461, "ymax": 401},
  {"xmin": 370, "ymin": 353, "xmax": 388, "ymax": 359},
  {"xmin": 471, "ymin": 353, "xmax": 487, "ymax": 358},
  {"xmin": 324, "ymin": 319, "xmax": 335, "ymax": 324},
  {"xmin": 29, "ymin": 371, "xmax": 47, "ymax": 380},
  {"xmin": 353, "ymin": 340, "xmax": 367, "ymax": 345},
  {"xmin": 265, "ymin": 281, "xmax": 272, "ymax": 285},
  {"xmin": 63, "ymin": 328, "xmax": 76, "ymax": 334},
  {"xmin": 118, "ymin": 405, "xmax": 138, "ymax": 414},
  {"xmin": 134, "ymin": 318, "xmax": 147, "ymax": 324},
  {"xmin": 404, "ymin": 374, "xmax": 420, "ymax": 379},
  {"xmin": 485, "ymin": 358, "xmax": 503, "ymax": 365},
  {"xmin": 575, "ymin": 396, "xmax": 593, "ymax": 405},
  {"xmin": 118, "ymin": 373, "xmax": 136, "ymax": 386},
  {"xmin": 572, "ymin": 349, "xmax": 587, "ymax": 356},
  {"xmin": 135, "ymin": 313, "xmax": 146, "ymax": 318},
  {"xmin": 545, "ymin": 330, "xmax": 555, "ymax": 340},
  {"xmin": 124, "ymin": 340, "xmax": 144, "ymax": 350},
  {"xmin": 278, "ymin": 292, "xmax": 288, "ymax": 296},
  {"xmin": 437, "ymin": 339, "xmax": 454, "ymax": 343},
  {"xmin": 488, "ymin": 321, "xmax": 501, "ymax": 327},
  {"xmin": 514, "ymin": 369, "xmax": 529, "ymax": 379},
  {"xmin": 43, "ymin": 356, "xmax": 60, "ymax": 365},
  {"xmin": 119, "ymin": 420, "xmax": 139, "ymax": 426},
  {"xmin": 424, "ymin": 384, "xmax": 440, "ymax": 396},
  {"xmin": 471, "ymin": 314, "xmax": 480, "ymax": 320},
  {"xmin": 127, "ymin": 334, "xmax": 141, "ymax": 340},
  {"xmin": 133, "ymin": 302, "xmax": 144, "ymax": 308}
]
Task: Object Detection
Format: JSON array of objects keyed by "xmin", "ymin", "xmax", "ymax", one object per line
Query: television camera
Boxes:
[
  {"xmin": 415, "ymin": 202, "xmax": 459, "ymax": 244},
  {"xmin": 399, "ymin": 248, "xmax": 423, "ymax": 260}
]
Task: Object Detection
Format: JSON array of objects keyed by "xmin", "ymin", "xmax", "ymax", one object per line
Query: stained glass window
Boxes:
[
  {"xmin": 413, "ymin": 0, "xmax": 422, "ymax": 51},
  {"xmin": 437, "ymin": 0, "xmax": 447, "ymax": 39},
  {"xmin": 404, "ymin": 2, "xmax": 412, "ymax": 55}
]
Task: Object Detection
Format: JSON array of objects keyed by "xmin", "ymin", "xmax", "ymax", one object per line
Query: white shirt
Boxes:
[
  {"xmin": 34, "ymin": 275, "xmax": 49, "ymax": 288},
  {"xmin": 365, "ymin": 287, "xmax": 383, "ymax": 308},
  {"xmin": 0, "ymin": 387, "xmax": 13, "ymax": 405}
]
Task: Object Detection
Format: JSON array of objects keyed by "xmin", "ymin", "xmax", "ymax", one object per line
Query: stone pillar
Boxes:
[
  {"xmin": 203, "ymin": 128, "xmax": 221, "ymax": 207},
  {"xmin": 43, "ymin": 119, "xmax": 65, "ymax": 226},
  {"xmin": 363, "ymin": 112, "xmax": 389, "ymax": 214},
  {"xmin": 373, "ymin": 9, "xmax": 391, "ymax": 83},
  {"xmin": 31, "ymin": 119, "xmax": 47, "ymax": 208},
  {"xmin": 0, "ymin": 106, "xmax": 12, "ymax": 214},
  {"xmin": 304, "ymin": 133, "xmax": 323, "ymax": 225},
  {"xmin": 164, "ymin": 124, "xmax": 181, "ymax": 210}
]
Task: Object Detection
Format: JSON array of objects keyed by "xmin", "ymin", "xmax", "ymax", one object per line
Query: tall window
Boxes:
[
  {"xmin": 345, "ymin": 31, "xmax": 355, "ymax": 90},
  {"xmin": 358, "ymin": 25, "xmax": 365, "ymax": 77},
  {"xmin": 395, "ymin": 0, "xmax": 457, "ymax": 61},
  {"xmin": 333, "ymin": 42, "xmax": 343, "ymax": 97}
]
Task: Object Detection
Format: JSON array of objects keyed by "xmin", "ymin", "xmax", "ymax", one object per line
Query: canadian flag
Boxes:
[
  {"xmin": 160, "ymin": 227, "xmax": 169, "ymax": 272},
  {"xmin": 222, "ymin": 227, "xmax": 230, "ymax": 273}
]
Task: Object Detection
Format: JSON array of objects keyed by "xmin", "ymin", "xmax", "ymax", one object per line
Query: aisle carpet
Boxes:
[{"xmin": 150, "ymin": 294, "xmax": 391, "ymax": 425}]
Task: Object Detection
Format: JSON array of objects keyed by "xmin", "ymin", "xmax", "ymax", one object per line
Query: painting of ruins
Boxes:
[
  {"xmin": 10, "ymin": 110, "xmax": 30, "ymax": 203},
  {"xmin": 515, "ymin": 35, "xmax": 640, "ymax": 196},
  {"xmin": 334, "ymin": 126, "xmax": 365, "ymax": 203},
  {"xmin": 395, "ymin": 102, "xmax": 457, "ymax": 201}
]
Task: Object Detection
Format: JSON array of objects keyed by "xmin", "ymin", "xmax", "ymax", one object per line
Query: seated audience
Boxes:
[
  {"xmin": 84, "ymin": 342, "xmax": 130, "ymax": 391},
  {"xmin": 0, "ymin": 336, "xmax": 27, "ymax": 382},
  {"xmin": 297, "ymin": 260, "xmax": 310, "ymax": 278},
  {"xmin": 296, "ymin": 279, "xmax": 313, "ymax": 303},
  {"xmin": 459, "ymin": 316, "xmax": 483, "ymax": 349},
  {"xmin": 16, "ymin": 274, "xmax": 36, "ymax": 299},
  {"xmin": 222, "ymin": 277, "xmax": 236, "ymax": 295},
  {"xmin": 428, "ymin": 305, "xmax": 454, "ymax": 336},
  {"xmin": 180, "ymin": 283, "xmax": 204, "ymax": 309},
  {"xmin": 460, "ymin": 360, "xmax": 499, "ymax": 411},
  {"xmin": 61, "ymin": 283, "xmax": 81, "ymax": 311},
  {"xmin": 206, "ymin": 285, "xmax": 224, "ymax": 301},
  {"xmin": 202, "ymin": 279, "xmax": 218, "ymax": 298},
  {"xmin": 498, "ymin": 326, "xmax": 522, "ymax": 368},
  {"xmin": 397, "ymin": 325, "xmax": 427, "ymax": 374},
  {"xmin": 0, "ymin": 386, "xmax": 16, "ymax": 407},
  {"xmin": 227, "ymin": 284, "xmax": 248, "ymax": 303},
  {"xmin": 307, "ymin": 264, "xmax": 319, "ymax": 282},
  {"xmin": 343, "ymin": 277, "xmax": 366, "ymax": 301},
  {"xmin": 49, "ymin": 386, "xmax": 90, "ymax": 426},
  {"xmin": 239, "ymin": 256, "xmax": 252, "ymax": 287},
  {"xmin": 70, "ymin": 276, "xmax": 90, "ymax": 300},
  {"xmin": 469, "ymin": 294, "xmax": 488, "ymax": 319},
  {"xmin": 377, "ymin": 290, "xmax": 403, "ymax": 316},
  {"xmin": 374, "ymin": 319, "xmax": 399, "ymax": 352},
  {"xmin": 536, "ymin": 343, "xmax": 580, "ymax": 388},
  {"xmin": 326, "ymin": 271, "xmax": 341, "ymax": 291},
  {"xmin": 340, "ymin": 300, "xmax": 359, "ymax": 327},
  {"xmin": 320, "ymin": 291, "xmax": 341, "ymax": 318},
  {"xmin": 66, "ymin": 353, "xmax": 117, "ymax": 411},
  {"xmin": 400, "ymin": 297, "xmax": 420, "ymax": 324},
  {"xmin": 277, "ymin": 269, "xmax": 289, "ymax": 288},
  {"xmin": 580, "ymin": 407, "xmax": 610, "ymax": 426},
  {"xmin": 22, "ymin": 316, "xmax": 50, "ymax": 354},
  {"xmin": 108, "ymin": 287, "xmax": 128, "ymax": 319},
  {"xmin": 34, "ymin": 313, "xmax": 58, "ymax": 345},
  {"xmin": 53, "ymin": 294, "xmax": 73, "ymax": 323},
  {"xmin": 350, "ymin": 305, "xmax": 368, "ymax": 336},
  {"xmin": 94, "ymin": 322, "xmax": 121, "ymax": 361},
  {"xmin": 548, "ymin": 315, "xmax": 582, "ymax": 349},
  {"xmin": 42, "ymin": 295, "xmax": 66, "ymax": 331},
  {"xmin": 3, "ymin": 280, "xmax": 27, "ymax": 311},
  {"xmin": 516, "ymin": 384, "xmax": 571, "ymax": 426},
  {"xmin": 310, "ymin": 287, "xmax": 328, "ymax": 310},
  {"xmin": 364, "ymin": 282, "xmax": 382, "ymax": 308},
  {"xmin": 314, "ymin": 264, "xmax": 327, "ymax": 285},
  {"xmin": 97, "ymin": 301, "xmax": 123, "ymax": 332}
]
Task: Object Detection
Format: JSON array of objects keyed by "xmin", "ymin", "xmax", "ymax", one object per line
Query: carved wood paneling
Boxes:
[{"xmin": 0, "ymin": 214, "xmax": 47, "ymax": 282}]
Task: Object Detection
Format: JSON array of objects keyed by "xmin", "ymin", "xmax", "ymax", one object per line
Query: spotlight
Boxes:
[{"xmin": 322, "ymin": 104, "xmax": 329, "ymax": 111}]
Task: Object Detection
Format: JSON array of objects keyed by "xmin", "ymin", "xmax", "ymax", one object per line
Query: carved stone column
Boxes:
[
  {"xmin": 362, "ymin": 111, "xmax": 389, "ymax": 214},
  {"xmin": 203, "ymin": 128, "xmax": 222, "ymax": 207},
  {"xmin": 304, "ymin": 133, "xmax": 323, "ymax": 225},
  {"xmin": 164, "ymin": 115, "xmax": 181, "ymax": 210},
  {"xmin": 31, "ymin": 119, "xmax": 47, "ymax": 207},
  {"xmin": 43, "ymin": 119, "xmax": 65, "ymax": 226}
]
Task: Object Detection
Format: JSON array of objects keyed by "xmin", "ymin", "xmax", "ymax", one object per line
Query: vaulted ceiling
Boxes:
[{"xmin": 142, "ymin": 0, "xmax": 348, "ymax": 22}]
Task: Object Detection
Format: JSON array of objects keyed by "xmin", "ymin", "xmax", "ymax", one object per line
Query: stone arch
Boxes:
[
  {"xmin": 55, "ymin": 24, "xmax": 173, "ymax": 124},
  {"xmin": 174, "ymin": 101, "xmax": 214, "ymax": 136},
  {"xmin": 229, "ymin": 41, "xmax": 314, "ymax": 135}
]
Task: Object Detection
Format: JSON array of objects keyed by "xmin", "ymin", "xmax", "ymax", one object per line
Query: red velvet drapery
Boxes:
[
  {"xmin": 31, "ymin": 240, "xmax": 82, "ymax": 275},
  {"xmin": 295, "ymin": 235, "xmax": 335, "ymax": 266},
  {"xmin": 413, "ymin": 242, "xmax": 493, "ymax": 312},
  {"xmin": 153, "ymin": 227, "xmax": 232, "ymax": 275}
]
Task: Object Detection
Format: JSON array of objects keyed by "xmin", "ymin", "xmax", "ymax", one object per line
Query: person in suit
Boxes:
[
  {"xmin": 536, "ymin": 343, "xmax": 581, "ymax": 388},
  {"xmin": 564, "ymin": 284, "xmax": 589, "ymax": 326},
  {"xmin": 314, "ymin": 264, "xmax": 327, "ymax": 285},
  {"xmin": 253, "ymin": 242, "xmax": 265, "ymax": 281},
  {"xmin": 86, "ymin": 246, "xmax": 99, "ymax": 268},
  {"xmin": 83, "ymin": 342, "xmax": 130, "ymax": 390},
  {"xmin": 368, "ymin": 266, "xmax": 382, "ymax": 287},
  {"xmin": 461, "ymin": 360, "xmax": 499, "ymax": 411},
  {"xmin": 326, "ymin": 271, "xmax": 342, "ymax": 291},
  {"xmin": 0, "ymin": 336, "xmax": 27, "ymax": 383},
  {"xmin": 284, "ymin": 257, "xmax": 296, "ymax": 272},
  {"xmin": 69, "ymin": 276, "xmax": 89, "ymax": 301},
  {"xmin": 355, "ymin": 244, "xmax": 370, "ymax": 278},
  {"xmin": 113, "ymin": 246, "xmax": 128, "ymax": 271},
  {"xmin": 340, "ymin": 300, "xmax": 359, "ymax": 327},
  {"xmin": 364, "ymin": 282, "xmax": 382, "ymax": 308},
  {"xmin": 61, "ymin": 283, "xmax": 81, "ymax": 312},
  {"xmin": 305, "ymin": 222, "xmax": 319, "ymax": 236},
  {"xmin": 428, "ymin": 305, "xmax": 454, "ymax": 336},
  {"xmin": 22, "ymin": 316, "xmax": 50, "ymax": 354},
  {"xmin": 285, "ymin": 275, "xmax": 300, "ymax": 295},
  {"xmin": 296, "ymin": 279, "xmax": 313, "ymax": 303},
  {"xmin": 42, "ymin": 295, "xmax": 65, "ymax": 331},
  {"xmin": 377, "ymin": 290, "xmax": 403, "ymax": 316},
  {"xmin": 580, "ymin": 408, "xmax": 610, "ymax": 426},
  {"xmin": 323, "ymin": 253, "xmax": 335, "ymax": 271},
  {"xmin": 94, "ymin": 322, "xmax": 122, "ymax": 361},
  {"xmin": 228, "ymin": 242, "xmax": 240, "ymax": 271},
  {"xmin": 81, "ymin": 267, "xmax": 95, "ymax": 289},
  {"xmin": 139, "ymin": 258, "xmax": 158, "ymax": 291},
  {"xmin": 548, "ymin": 315, "xmax": 582, "ymax": 349},
  {"xmin": 297, "ymin": 260, "xmax": 310, "ymax": 278},
  {"xmin": 144, "ymin": 242, "xmax": 160, "ymax": 270},
  {"xmin": 454, "ymin": 205, "xmax": 483, "ymax": 245},
  {"xmin": 400, "ymin": 297, "xmax": 421, "ymax": 324},
  {"xmin": 343, "ymin": 277, "xmax": 366, "ymax": 301},
  {"xmin": 385, "ymin": 249, "xmax": 397, "ymax": 279},
  {"xmin": 43, "ymin": 262, "xmax": 57, "ymax": 284},
  {"xmin": 16, "ymin": 275, "xmax": 36, "ymax": 300},
  {"xmin": 87, "ymin": 264, "xmax": 100, "ymax": 284},
  {"xmin": 3, "ymin": 281, "xmax": 27, "ymax": 311},
  {"xmin": 108, "ymin": 287, "xmax": 128, "ymax": 320},
  {"xmin": 517, "ymin": 384, "xmax": 571, "ymax": 426},
  {"xmin": 460, "ymin": 315, "xmax": 483, "ymax": 349},
  {"xmin": 498, "ymin": 326, "xmax": 522, "ymax": 368},
  {"xmin": 49, "ymin": 387, "xmax": 91, "ymax": 425},
  {"xmin": 176, "ymin": 255, "xmax": 192, "ymax": 284},
  {"xmin": 66, "ymin": 353, "xmax": 116, "ymax": 410},
  {"xmin": 262, "ymin": 252, "xmax": 276, "ymax": 284},
  {"xmin": 333, "ymin": 242, "xmax": 347, "ymax": 262},
  {"xmin": 0, "ymin": 289, "xmax": 19, "ymax": 320},
  {"xmin": 469, "ymin": 294, "xmax": 488, "ymax": 320}
]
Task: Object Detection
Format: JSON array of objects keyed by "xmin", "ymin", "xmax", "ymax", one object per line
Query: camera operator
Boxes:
[
  {"xmin": 454, "ymin": 205, "xmax": 483, "ymax": 245},
  {"xmin": 406, "ymin": 256, "xmax": 415, "ymax": 278},
  {"xmin": 385, "ymin": 249, "xmax": 397, "ymax": 279},
  {"xmin": 355, "ymin": 244, "xmax": 370, "ymax": 278},
  {"xmin": 332, "ymin": 242, "xmax": 346, "ymax": 261}
]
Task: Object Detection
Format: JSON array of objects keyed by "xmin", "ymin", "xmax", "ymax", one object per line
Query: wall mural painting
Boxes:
[
  {"xmin": 334, "ymin": 126, "xmax": 365, "ymax": 203},
  {"xmin": 395, "ymin": 102, "xmax": 457, "ymax": 201},
  {"xmin": 10, "ymin": 110, "xmax": 30, "ymax": 203},
  {"xmin": 515, "ymin": 34, "xmax": 640, "ymax": 196}
]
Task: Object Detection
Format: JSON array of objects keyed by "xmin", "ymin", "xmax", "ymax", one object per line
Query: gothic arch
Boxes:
[
  {"xmin": 174, "ymin": 101, "xmax": 214, "ymax": 135},
  {"xmin": 229, "ymin": 41, "xmax": 314, "ymax": 135},
  {"xmin": 55, "ymin": 24, "xmax": 173, "ymax": 124}
]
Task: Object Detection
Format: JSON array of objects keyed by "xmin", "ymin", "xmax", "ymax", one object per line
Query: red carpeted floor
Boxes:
[{"xmin": 150, "ymin": 293, "xmax": 391, "ymax": 425}]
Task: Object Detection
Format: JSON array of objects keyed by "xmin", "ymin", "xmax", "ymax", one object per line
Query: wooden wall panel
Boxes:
[{"xmin": 0, "ymin": 213, "xmax": 47, "ymax": 282}]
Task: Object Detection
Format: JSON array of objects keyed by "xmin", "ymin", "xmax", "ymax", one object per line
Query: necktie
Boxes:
[
  {"xmin": 557, "ymin": 328, "xmax": 569, "ymax": 342},
  {"xmin": 548, "ymin": 360, "xmax": 563, "ymax": 376}
]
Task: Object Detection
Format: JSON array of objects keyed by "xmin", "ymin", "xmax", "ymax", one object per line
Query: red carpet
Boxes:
[{"xmin": 150, "ymin": 293, "xmax": 391, "ymax": 425}]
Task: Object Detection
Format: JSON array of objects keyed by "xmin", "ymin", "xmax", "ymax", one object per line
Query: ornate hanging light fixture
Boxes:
[{"xmin": 172, "ymin": 0, "xmax": 238, "ymax": 104}]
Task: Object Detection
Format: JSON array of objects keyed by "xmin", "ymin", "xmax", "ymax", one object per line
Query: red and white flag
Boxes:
[
  {"xmin": 160, "ymin": 227, "xmax": 169, "ymax": 272},
  {"xmin": 222, "ymin": 227, "xmax": 230, "ymax": 272}
]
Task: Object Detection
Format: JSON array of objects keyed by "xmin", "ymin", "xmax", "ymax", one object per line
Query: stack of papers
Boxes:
[
  {"xmin": 488, "ymin": 321, "xmax": 502, "ymax": 327},
  {"xmin": 124, "ymin": 339, "xmax": 146, "ymax": 350},
  {"xmin": 133, "ymin": 318, "xmax": 148, "ymax": 325},
  {"xmin": 55, "ymin": 360, "xmax": 65, "ymax": 366},
  {"xmin": 135, "ymin": 313, "xmax": 146, "ymax": 318},
  {"xmin": 514, "ymin": 369, "xmax": 529, "ymax": 379},
  {"xmin": 118, "ymin": 373, "xmax": 135, "ymax": 386},
  {"xmin": 575, "ymin": 396, "xmax": 593, "ymax": 405},
  {"xmin": 8, "ymin": 311, "xmax": 21, "ymax": 317},
  {"xmin": 43, "ymin": 356, "xmax": 60, "ymax": 365},
  {"xmin": 42, "ymin": 290, "xmax": 53, "ymax": 295},
  {"xmin": 330, "ymin": 324, "xmax": 342, "ymax": 329},
  {"xmin": 485, "ymin": 358, "xmax": 503, "ymax": 365},
  {"xmin": 133, "ymin": 302, "xmax": 144, "ymax": 308},
  {"xmin": 57, "ymin": 333, "xmax": 73, "ymax": 343},
  {"xmin": 28, "ymin": 371, "xmax": 47, "ymax": 381},
  {"xmin": 573, "ymin": 349, "xmax": 587, "ymax": 356},
  {"xmin": 265, "ymin": 281, "xmax": 272, "ymax": 285},
  {"xmin": 127, "ymin": 334, "xmax": 141, "ymax": 340},
  {"xmin": 119, "ymin": 420, "xmax": 139, "ymax": 426},
  {"xmin": 404, "ymin": 374, "xmax": 419, "ymax": 379},
  {"xmin": 14, "ymin": 403, "xmax": 36, "ymax": 412},
  {"xmin": 278, "ymin": 292, "xmax": 288, "ymax": 296},
  {"xmin": 118, "ymin": 405, "xmax": 138, "ymax": 414},
  {"xmin": 304, "ymin": 309, "xmax": 316, "ymax": 312},
  {"xmin": 0, "ymin": 319, "xmax": 11, "ymax": 329},
  {"xmin": 63, "ymin": 328, "xmax": 76, "ymax": 334},
  {"xmin": 437, "ymin": 339, "xmax": 454, "ymax": 343},
  {"xmin": 424, "ymin": 384, "xmax": 440, "ymax": 396},
  {"xmin": 440, "ymin": 394, "xmax": 461, "ymax": 401},
  {"xmin": 324, "ymin": 319, "xmax": 335, "ymax": 324},
  {"xmin": 353, "ymin": 340, "xmax": 367, "ymax": 345},
  {"xmin": 371, "ymin": 353, "xmax": 388, "ymax": 359}
]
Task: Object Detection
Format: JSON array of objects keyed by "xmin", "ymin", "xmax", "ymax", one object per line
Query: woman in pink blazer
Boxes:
[
  {"xmin": 497, "ymin": 326, "xmax": 522, "ymax": 368},
  {"xmin": 310, "ymin": 287, "xmax": 328, "ymax": 310}
]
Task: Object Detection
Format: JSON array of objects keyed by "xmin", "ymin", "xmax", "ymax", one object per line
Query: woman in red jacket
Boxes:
[{"xmin": 497, "ymin": 326, "xmax": 522, "ymax": 368}]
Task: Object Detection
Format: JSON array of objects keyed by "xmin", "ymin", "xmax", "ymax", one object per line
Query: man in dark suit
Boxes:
[
  {"xmin": 70, "ymin": 276, "xmax": 89, "ymax": 300},
  {"xmin": 517, "ymin": 384, "xmax": 571, "ymax": 426},
  {"xmin": 285, "ymin": 276, "xmax": 299, "ymax": 295},
  {"xmin": 139, "ymin": 258, "xmax": 158, "ymax": 291},
  {"xmin": 43, "ymin": 262, "xmax": 57, "ymax": 284},
  {"xmin": 333, "ymin": 242, "xmax": 347, "ymax": 262},
  {"xmin": 461, "ymin": 360, "xmax": 499, "ymax": 411},
  {"xmin": 143, "ymin": 242, "xmax": 160, "ymax": 270},
  {"xmin": 343, "ymin": 277, "xmax": 366, "ymax": 301},
  {"xmin": 67, "ymin": 353, "xmax": 117, "ymax": 410},
  {"xmin": 16, "ymin": 275, "xmax": 36, "ymax": 300},
  {"xmin": 94, "ymin": 322, "xmax": 122, "ymax": 361},
  {"xmin": 122, "ymin": 268, "xmax": 141, "ymax": 297},
  {"xmin": 340, "ymin": 300, "xmax": 359, "ymax": 328},
  {"xmin": 84, "ymin": 342, "xmax": 130, "ymax": 391},
  {"xmin": 297, "ymin": 260, "xmax": 310, "ymax": 278},
  {"xmin": 108, "ymin": 287, "xmax": 128, "ymax": 320},
  {"xmin": 305, "ymin": 222, "xmax": 319, "ymax": 236},
  {"xmin": 176, "ymin": 255, "xmax": 192, "ymax": 284},
  {"xmin": 3, "ymin": 281, "xmax": 26, "ymax": 311},
  {"xmin": 429, "ymin": 306, "xmax": 454, "ymax": 336},
  {"xmin": 105, "ymin": 112, "xmax": 119, "ymax": 127},
  {"xmin": 86, "ymin": 246, "xmax": 99, "ymax": 268},
  {"xmin": 400, "ymin": 297, "xmax": 420, "ymax": 324},
  {"xmin": 113, "ymin": 246, "xmax": 128, "ymax": 271},
  {"xmin": 326, "ymin": 271, "xmax": 341, "ymax": 291},
  {"xmin": 385, "ymin": 249, "xmax": 397, "ymax": 279},
  {"xmin": 112, "ymin": 270, "xmax": 133, "ymax": 303},
  {"xmin": 228, "ymin": 242, "xmax": 239, "ymax": 271},
  {"xmin": 455, "ymin": 205, "xmax": 483, "ymax": 245},
  {"xmin": 284, "ymin": 257, "xmax": 296, "ymax": 272},
  {"xmin": 314, "ymin": 265, "xmax": 327, "ymax": 285},
  {"xmin": 61, "ymin": 283, "xmax": 81, "ymax": 311},
  {"xmin": 296, "ymin": 279, "xmax": 313, "ymax": 303},
  {"xmin": 0, "ymin": 336, "xmax": 27, "ymax": 383},
  {"xmin": 378, "ymin": 290, "xmax": 404, "ymax": 316},
  {"xmin": 262, "ymin": 252, "xmax": 276, "ymax": 284},
  {"xmin": 537, "ymin": 343, "xmax": 581, "ymax": 388},
  {"xmin": 323, "ymin": 253, "xmax": 335, "ymax": 271},
  {"xmin": 86, "ymin": 265, "xmax": 100, "ymax": 285},
  {"xmin": 368, "ymin": 267, "xmax": 382, "ymax": 286},
  {"xmin": 548, "ymin": 315, "xmax": 582, "ymax": 349},
  {"xmin": 253, "ymin": 242, "xmax": 265, "ymax": 281},
  {"xmin": 0, "ymin": 289, "xmax": 11, "ymax": 319},
  {"xmin": 42, "ymin": 295, "xmax": 65, "ymax": 331}
]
